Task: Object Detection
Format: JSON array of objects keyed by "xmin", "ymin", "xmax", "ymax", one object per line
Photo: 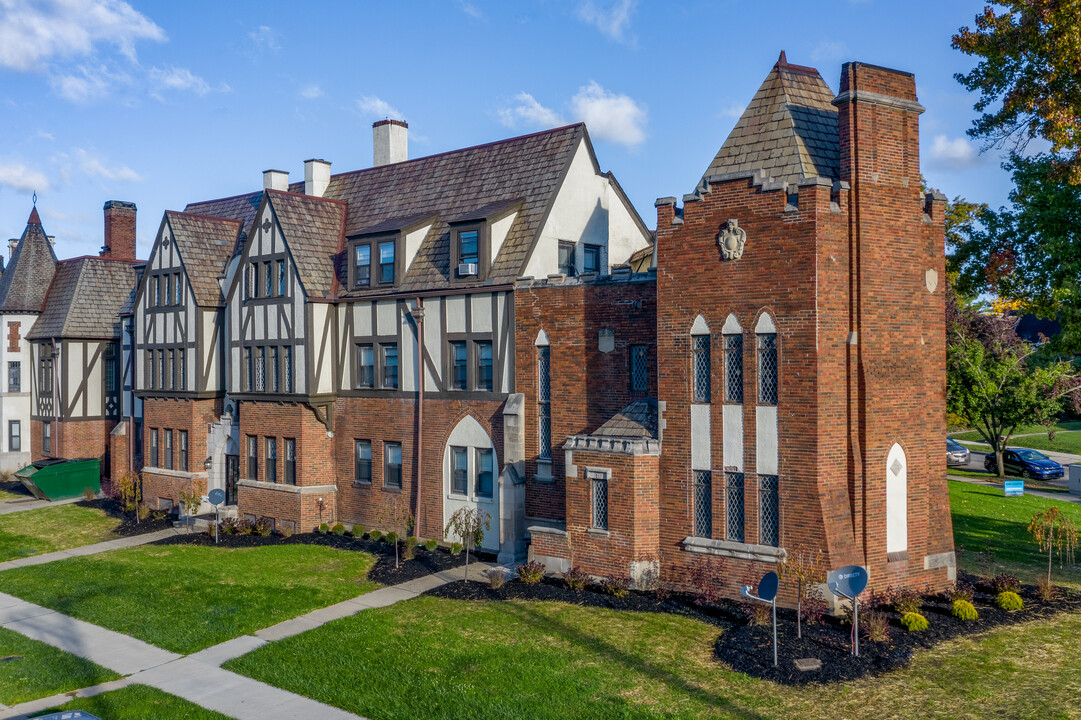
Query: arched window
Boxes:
[
  {"xmin": 886, "ymin": 443, "xmax": 908, "ymax": 554},
  {"xmin": 690, "ymin": 315, "xmax": 710, "ymax": 403},
  {"xmin": 535, "ymin": 330, "xmax": 551, "ymax": 461},
  {"xmin": 755, "ymin": 313, "xmax": 777, "ymax": 405},
  {"xmin": 721, "ymin": 314, "xmax": 743, "ymax": 403}
]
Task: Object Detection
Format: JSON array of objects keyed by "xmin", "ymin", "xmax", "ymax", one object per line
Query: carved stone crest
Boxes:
[
  {"xmin": 717, "ymin": 219, "xmax": 747, "ymax": 261},
  {"xmin": 925, "ymin": 268, "xmax": 938, "ymax": 293}
]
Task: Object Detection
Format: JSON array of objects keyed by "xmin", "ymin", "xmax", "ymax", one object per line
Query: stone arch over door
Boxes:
[
  {"xmin": 442, "ymin": 415, "xmax": 500, "ymax": 552},
  {"xmin": 886, "ymin": 443, "xmax": 908, "ymax": 554}
]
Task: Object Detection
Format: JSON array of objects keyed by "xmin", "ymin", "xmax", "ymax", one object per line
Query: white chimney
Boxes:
[
  {"xmin": 263, "ymin": 169, "xmax": 289, "ymax": 192},
  {"xmin": 8, "ymin": 239, "xmax": 17, "ymax": 258},
  {"xmin": 373, "ymin": 120, "xmax": 408, "ymax": 166},
  {"xmin": 304, "ymin": 159, "xmax": 331, "ymax": 197}
]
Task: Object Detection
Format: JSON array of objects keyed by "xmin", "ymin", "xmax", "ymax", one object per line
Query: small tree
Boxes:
[
  {"xmin": 379, "ymin": 495, "xmax": 416, "ymax": 569},
  {"xmin": 444, "ymin": 507, "xmax": 491, "ymax": 581},
  {"xmin": 115, "ymin": 472, "xmax": 142, "ymax": 522},
  {"xmin": 177, "ymin": 484, "xmax": 202, "ymax": 528},
  {"xmin": 778, "ymin": 544, "xmax": 826, "ymax": 639},
  {"xmin": 1028, "ymin": 506, "xmax": 1079, "ymax": 585}
]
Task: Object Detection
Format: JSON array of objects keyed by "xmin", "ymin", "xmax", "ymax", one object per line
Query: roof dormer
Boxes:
[{"xmin": 448, "ymin": 199, "xmax": 521, "ymax": 284}]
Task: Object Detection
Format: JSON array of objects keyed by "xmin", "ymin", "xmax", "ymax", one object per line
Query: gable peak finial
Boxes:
[{"xmin": 776, "ymin": 50, "xmax": 787, "ymax": 67}]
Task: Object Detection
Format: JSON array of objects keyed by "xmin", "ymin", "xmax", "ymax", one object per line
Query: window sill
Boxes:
[
  {"xmin": 586, "ymin": 528, "xmax": 610, "ymax": 538},
  {"xmin": 353, "ymin": 481, "xmax": 372, "ymax": 488},
  {"xmin": 381, "ymin": 486, "xmax": 403, "ymax": 494},
  {"xmin": 680, "ymin": 536, "xmax": 786, "ymax": 563},
  {"xmin": 533, "ymin": 459, "xmax": 554, "ymax": 484}
]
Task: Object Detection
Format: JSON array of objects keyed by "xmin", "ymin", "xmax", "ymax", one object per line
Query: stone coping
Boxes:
[
  {"xmin": 564, "ymin": 434, "xmax": 660, "ymax": 456},
  {"xmin": 681, "ymin": 535, "xmax": 787, "ymax": 563},
  {"xmin": 237, "ymin": 479, "xmax": 338, "ymax": 495}
]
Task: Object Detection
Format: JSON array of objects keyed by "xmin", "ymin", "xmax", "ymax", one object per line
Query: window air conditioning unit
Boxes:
[{"xmin": 458, "ymin": 262, "xmax": 478, "ymax": 277}]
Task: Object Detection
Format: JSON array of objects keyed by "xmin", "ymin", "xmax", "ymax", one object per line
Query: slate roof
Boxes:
[
  {"xmin": 591, "ymin": 398, "xmax": 658, "ymax": 439},
  {"xmin": 0, "ymin": 207, "xmax": 58, "ymax": 313},
  {"xmin": 183, "ymin": 191, "xmax": 262, "ymax": 253},
  {"xmin": 702, "ymin": 52, "xmax": 839, "ymax": 187},
  {"xmin": 27, "ymin": 257, "xmax": 137, "ymax": 339},
  {"xmin": 265, "ymin": 191, "xmax": 346, "ymax": 298},
  {"xmin": 165, "ymin": 212, "xmax": 242, "ymax": 306}
]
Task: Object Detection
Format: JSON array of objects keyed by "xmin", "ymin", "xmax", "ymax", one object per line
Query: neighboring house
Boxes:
[{"xmin": 0, "ymin": 207, "xmax": 57, "ymax": 471}]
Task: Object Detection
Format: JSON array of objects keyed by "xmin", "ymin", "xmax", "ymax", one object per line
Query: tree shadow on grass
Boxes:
[{"xmin": 497, "ymin": 601, "xmax": 768, "ymax": 720}]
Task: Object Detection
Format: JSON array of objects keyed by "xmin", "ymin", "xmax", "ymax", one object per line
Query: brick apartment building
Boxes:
[{"xmin": 15, "ymin": 54, "xmax": 954, "ymax": 601}]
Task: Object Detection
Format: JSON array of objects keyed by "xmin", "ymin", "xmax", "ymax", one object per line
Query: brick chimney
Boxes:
[
  {"xmin": 373, "ymin": 119, "xmax": 408, "ymax": 166},
  {"xmin": 101, "ymin": 201, "xmax": 137, "ymax": 260}
]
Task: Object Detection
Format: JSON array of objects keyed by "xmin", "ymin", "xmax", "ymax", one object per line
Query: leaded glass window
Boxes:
[
  {"xmin": 723, "ymin": 333, "xmax": 743, "ymax": 403},
  {"xmin": 725, "ymin": 472, "xmax": 745, "ymax": 542},
  {"xmin": 590, "ymin": 471, "xmax": 608, "ymax": 530},
  {"xmin": 760, "ymin": 475, "xmax": 780, "ymax": 547},
  {"xmin": 693, "ymin": 470, "xmax": 712, "ymax": 538},
  {"xmin": 692, "ymin": 335, "xmax": 711, "ymax": 403},
  {"xmin": 758, "ymin": 333, "xmax": 778, "ymax": 405}
]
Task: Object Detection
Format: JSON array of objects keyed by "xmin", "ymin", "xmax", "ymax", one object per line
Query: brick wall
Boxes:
[
  {"xmin": 141, "ymin": 397, "xmax": 221, "ymax": 506},
  {"xmin": 31, "ymin": 418, "xmax": 116, "ymax": 473}
]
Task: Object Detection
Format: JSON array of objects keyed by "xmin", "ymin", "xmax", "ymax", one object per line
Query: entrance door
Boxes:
[
  {"xmin": 225, "ymin": 454, "xmax": 239, "ymax": 505},
  {"xmin": 442, "ymin": 416, "xmax": 500, "ymax": 552}
]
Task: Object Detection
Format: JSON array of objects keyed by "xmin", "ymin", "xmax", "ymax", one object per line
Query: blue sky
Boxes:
[{"xmin": 0, "ymin": 1, "xmax": 1017, "ymax": 261}]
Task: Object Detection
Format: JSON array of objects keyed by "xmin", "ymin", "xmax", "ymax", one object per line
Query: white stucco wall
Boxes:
[{"xmin": 886, "ymin": 443, "xmax": 908, "ymax": 553}]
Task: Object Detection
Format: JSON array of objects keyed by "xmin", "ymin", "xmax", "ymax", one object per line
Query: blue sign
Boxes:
[
  {"xmin": 1004, "ymin": 480, "xmax": 1024, "ymax": 497},
  {"xmin": 827, "ymin": 565, "xmax": 869, "ymax": 599}
]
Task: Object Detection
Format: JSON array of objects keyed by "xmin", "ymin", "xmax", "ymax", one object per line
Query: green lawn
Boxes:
[
  {"xmin": 225, "ymin": 595, "xmax": 1081, "ymax": 720},
  {"xmin": 0, "ymin": 626, "xmax": 120, "ymax": 706},
  {"xmin": 0, "ymin": 544, "xmax": 379, "ymax": 653},
  {"xmin": 950, "ymin": 420, "xmax": 1081, "ymax": 443},
  {"xmin": 1006, "ymin": 431, "xmax": 1081, "ymax": 456},
  {"xmin": 30, "ymin": 684, "xmax": 232, "ymax": 719},
  {"xmin": 947, "ymin": 468, "xmax": 1069, "ymax": 492},
  {"xmin": 0, "ymin": 503, "xmax": 124, "ymax": 562},
  {"xmin": 949, "ymin": 480, "xmax": 1081, "ymax": 588},
  {"xmin": 0, "ymin": 488, "xmax": 22, "ymax": 500}
]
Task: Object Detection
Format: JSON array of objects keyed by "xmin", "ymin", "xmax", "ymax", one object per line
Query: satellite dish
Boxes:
[
  {"xmin": 827, "ymin": 565, "xmax": 868, "ymax": 599},
  {"xmin": 208, "ymin": 488, "xmax": 226, "ymax": 506},
  {"xmin": 757, "ymin": 571, "xmax": 779, "ymax": 602}
]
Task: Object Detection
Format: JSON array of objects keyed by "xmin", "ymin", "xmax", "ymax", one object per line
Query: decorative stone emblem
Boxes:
[
  {"xmin": 262, "ymin": 217, "xmax": 272, "ymax": 232},
  {"xmin": 598, "ymin": 329, "xmax": 615, "ymax": 353},
  {"xmin": 717, "ymin": 219, "xmax": 747, "ymax": 261},
  {"xmin": 925, "ymin": 268, "xmax": 938, "ymax": 293},
  {"xmin": 891, "ymin": 458, "xmax": 904, "ymax": 476}
]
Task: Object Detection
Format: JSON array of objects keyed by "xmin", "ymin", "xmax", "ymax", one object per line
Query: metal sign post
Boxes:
[
  {"xmin": 740, "ymin": 571, "xmax": 780, "ymax": 667},
  {"xmin": 208, "ymin": 488, "xmax": 226, "ymax": 544},
  {"xmin": 827, "ymin": 565, "xmax": 869, "ymax": 657}
]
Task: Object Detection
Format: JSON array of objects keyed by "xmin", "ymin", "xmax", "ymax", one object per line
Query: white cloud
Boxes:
[
  {"xmin": 74, "ymin": 148, "xmax": 141, "ymax": 182},
  {"xmin": 300, "ymin": 84, "xmax": 324, "ymax": 100},
  {"xmin": 0, "ymin": 162, "xmax": 50, "ymax": 192},
  {"xmin": 35, "ymin": 130, "xmax": 55, "ymax": 141},
  {"xmin": 458, "ymin": 1, "xmax": 484, "ymax": 20},
  {"xmin": 0, "ymin": 0, "xmax": 164, "ymax": 72},
  {"xmin": 577, "ymin": 0, "xmax": 637, "ymax": 44},
  {"xmin": 570, "ymin": 82, "xmax": 646, "ymax": 147},
  {"xmin": 811, "ymin": 41, "xmax": 848, "ymax": 64},
  {"xmin": 247, "ymin": 25, "xmax": 281, "ymax": 53},
  {"xmin": 357, "ymin": 95, "xmax": 403, "ymax": 120},
  {"xmin": 49, "ymin": 63, "xmax": 129, "ymax": 103},
  {"xmin": 929, "ymin": 134, "xmax": 980, "ymax": 169},
  {"xmin": 148, "ymin": 66, "xmax": 213, "ymax": 98},
  {"xmin": 498, "ymin": 93, "xmax": 566, "ymax": 129},
  {"xmin": 717, "ymin": 103, "xmax": 746, "ymax": 119}
]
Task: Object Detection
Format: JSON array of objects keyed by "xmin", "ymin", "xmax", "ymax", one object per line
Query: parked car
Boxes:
[
  {"xmin": 983, "ymin": 448, "xmax": 1065, "ymax": 479},
  {"xmin": 946, "ymin": 438, "xmax": 970, "ymax": 467}
]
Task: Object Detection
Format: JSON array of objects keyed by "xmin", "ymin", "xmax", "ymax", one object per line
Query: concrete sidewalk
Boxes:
[
  {"xmin": 0, "ymin": 496, "xmax": 82, "ymax": 515},
  {"xmin": 0, "ymin": 527, "xmax": 186, "ymax": 572}
]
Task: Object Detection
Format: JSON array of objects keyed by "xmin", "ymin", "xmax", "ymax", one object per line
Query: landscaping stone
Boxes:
[{"xmin": 794, "ymin": 658, "xmax": 821, "ymax": 672}]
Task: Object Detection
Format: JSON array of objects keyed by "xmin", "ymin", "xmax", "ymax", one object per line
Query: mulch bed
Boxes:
[
  {"xmin": 152, "ymin": 529, "xmax": 482, "ymax": 585},
  {"xmin": 424, "ymin": 569, "xmax": 1081, "ymax": 686},
  {"xmin": 0, "ymin": 478, "xmax": 32, "ymax": 498},
  {"xmin": 75, "ymin": 498, "xmax": 176, "ymax": 536}
]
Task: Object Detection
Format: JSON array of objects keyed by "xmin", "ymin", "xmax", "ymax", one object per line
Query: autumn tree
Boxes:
[
  {"xmin": 778, "ymin": 544, "xmax": 827, "ymax": 639},
  {"xmin": 1028, "ymin": 507, "xmax": 1079, "ymax": 585},
  {"xmin": 953, "ymin": 2, "xmax": 1081, "ymax": 183},
  {"xmin": 445, "ymin": 507, "xmax": 490, "ymax": 581}
]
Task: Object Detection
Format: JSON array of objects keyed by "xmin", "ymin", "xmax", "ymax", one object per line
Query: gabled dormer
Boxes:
[
  {"xmin": 344, "ymin": 213, "xmax": 437, "ymax": 292},
  {"xmin": 448, "ymin": 199, "xmax": 522, "ymax": 284}
]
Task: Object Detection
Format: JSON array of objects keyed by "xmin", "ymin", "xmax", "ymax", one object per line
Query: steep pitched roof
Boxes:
[
  {"xmin": 165, "ymin": 211, "xmax": 242, "ymax": 306},
  {"xmin": 183, "ymin": 191, "xmax": 261, "ymax": 253},
  {"xmin": 591, "ymin": 398, "xmax": 658, "ymax": 439},
  {"xmin": 702, "ymin": 52, "xmax": 839, "ymax": 187},
  {"xmin": 265, "ymin": 191, "xmax": 345, "ymax": 298},
  {"xmin": 27, "ymin": 257, "xmax": 136, "ymax": 339},
  {"xmin": 0, "ymin": 207, "xmax": 58, "ymax": 313}
]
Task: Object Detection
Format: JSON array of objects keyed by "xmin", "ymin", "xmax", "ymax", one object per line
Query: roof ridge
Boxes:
[
  {"xmin": 166, "ymin": 209, "xmax": 244, "ymax": 225},
  {"xmin": 266, "ymin": 188, "xmax": 348, "ymax": 207}
]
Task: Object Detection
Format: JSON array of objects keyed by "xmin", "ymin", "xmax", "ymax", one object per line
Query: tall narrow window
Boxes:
[
  {"xmin": 246, "ymin": 263, "xmax": 256, "ymax": 299},
  {"xmin": 179, "ymin": 349, "xmax": 186, "ymax": 391},
  {"xmin": 449, "ymin": 341, "xmax": 466, "ymax": 390},
  {"xmin": 103, "ymin": 352, "xmax": 115, "ymax": 392},
  {"xmin": 590, "ymin": 470, "xmax": 608, "ymax": 530},
  {"xmin": 245, "ymin": 348, "xmax": 253, "ymax": 392},
  {"xmin": 164, "ymin": 274, "xmax": 172, "ymax": 305},
  {"xmin": 476, "ymin": 448, "xmax": 494, "ymax": 497},
  {"xmin": 758, "ymin": 333, "xmax": 778, "ymax": 404},
  {"xmin": 356, "ymin": 344, "xmax": 374, "ymax": 388},
  {"xmin": 558, "ymin": 241, "xmax": 575, "ymax": 275},
  {"xmin": 147, "ymin": 350, "xmax": 155, "ymax": 390},
  {"xmin": 583, "ymin": 244, "xmax": 601, "ymax": 274},
  {"xmin": 9, "ymin": 420, "xmax": 20, "ymax": 452},
  {"xmin": 164, "ymin": 430, "xmax": 174, "ymax": 470},
  {"xmin": 134, "ymin": 420, "xmax": 143, "ymax": 459},
  {"xmin": 175, "ymin": 272, "xmax": 183, "ymax": 302},
  {"xmin": 39, "ymin": 352, "xmax": 53, "ymax": 394},
  {"xmin": 692, "ymin": 335, "xmax": 711, "ymax": 403},
  {"xmin": 354, "ymin": 440, "xmax": 371, "ymax": 484},
  {"xmin": 378, "ymin": 241, "xmax": 395, "ymax": 284},
  {"xmin": 725, "ymin": 472, "xmax": 745, "ymax": 543},
  {"xmin": 158, "ymin": 350, "xmax": 166, "ymax": 391},
  {"xmin": 154, "ymin": 275, "xmax": 162, "ymax": 305},
  {"xmin": 537, "ymin": 345, "xmax": 551, "ymax": 460},
  {"xmin": 255, "ymin": 347, "xmax": 266, "ymax": 392},
  {"xmin": 759, "ymin": 475, "xmax": 779, "ymax": 547},
  {"xmin": 8, "ymin": 361, "xmax": 20, "ymax": 392},
  {"xmin": 451, "ymin": 446, "xmax": 468, "ymax": 495},
  {"xmin": 384, "ymin": 441, "xmax": 402, "ymax": 488},
  {"xmin": 247, "ymin": 435, "xmax": 258, "ymax": 481},
  {"xmin": 266, "ymin": 437, "xmax": 278, "ymax": 483},
  {"xmin": 353, "ymin": 244, "xmax": 371, "ymax": 288},
  {"xmin": 724, "ymin": 333, "xmax": 743, "ymax": 403},
  {"xmin": 693, "ymin": 470, "xmax": 712, "ymax": 538},
  {"xmin": 150, "ymin": 428, "xmax": 158, "ymax": 466},
  {"xmin": 42, "ymin": 422, "xmax": 51, "ymax": 455},
  {"xmin": 264, "ymin": 261, "xmax": 273, "ymax": 297},
  {"xmin": 381, "ymin": 343, "xmax": 398, "ymax": 389},
  {"xmin": 271, "ymin": 347, "xmax": 280, "ymax": 393},
  {"xmin": 458, "ymin": 230, "xmax": 479, "ymax": 272},
  {"xmin": 630, "ymin": 345, "xmax": 648, "ymax": 395},
  {"xmin": 178, "ymin": 430, "xmax": 188, "ymax": 472},
  {"xmin": 475, "ymin": 340, "xmax": 493, "ymax": 392},
  {"xmin": 285, "ymin": 346, "xmax": 294, "ymax": 393},
  {"xmin": 168, "ymin": 350, "xmax": 175, "ymax": 390},
  {"xmin": 277, "ymin": 259, "xmax": 286, "ymax": 296},
  {"xmin": 284, "ymin": 438, "xmax": 296, "ymax": 485}
]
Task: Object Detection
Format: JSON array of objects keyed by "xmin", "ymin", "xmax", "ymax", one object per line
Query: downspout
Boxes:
[
  {"xmin": 413, "ymin": 297, "xmax": 425, "ymax": 537},
  {"xmin": 51, "ymin": 338, "xmax": 59, "ymax": 458},
  {"xmin": 127, "ymin": 320, "xmax": 135, "ymax": 477}
]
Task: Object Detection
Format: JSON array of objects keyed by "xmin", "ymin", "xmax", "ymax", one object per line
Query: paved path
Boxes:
[
  {"xmin": 948, "ymin": 473, "xmax": 1081, "ymax": 503},
  {"xmin": 0, "ymin": 496, "xmax": 82, "ymax": 515},
  {"xmin": 0, "ymin": 527, "xmax": 185, "ymax": 572},
  {"xmin": 0, "ymin": 553, "xmax": 497, "ymax": 720}
]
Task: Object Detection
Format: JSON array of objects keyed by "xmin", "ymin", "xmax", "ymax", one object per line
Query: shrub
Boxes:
[
  {"xmin": 516, "ymin": 560, "xmax": 546, "ymax": 585},
  {"xmin": 600, "ymin": 574, "xmax": 631, "ymax": 598},
  {"xmin": 369, "ymin": 530, "xmax": 383, "ymax": 542},
  {"xmin": 83, "ymin": 487, "xmax": 96, "ymax": 502},
  {"xmin": 236, "ymin": 519, "xmax": 255, "ymax": 536},
  {"xmin": 996, "ymin": 590, "xmax": 1024, "ymax": 611},
  {"xmin": 331, "ymin": 523, "xmax": 345, "ymax": 536},
  {"xmin": 318, "ymin": 523, "xmax": 329, "ymax": 534},
  {"xmin": 279, "ymin": 523, "xmax": 294, "ymax": 539},
  {"xmin": 449, "ymin": 541, "xmax": 463, "ymax": 555},
  {"xmin": 564, "ymin": 566, "xmax": 590, "ymax": 592},
  {"xmin": 150, "ymin": 509, "xmax": 168, "ymax": 522},
  {"xmin": 952, "ymin": 598, "xmax": 979, "ymax": 621},
  {"xmin": 800, "ymin": 587, "xmax": 829, "ymax": 626},
  {"xmin": 742, "ymin": 601, "xmax": 771, "ymax": 627},
  {"xmin": 1036, "ymin": 577, "xmax": 1056, "ymax": 601},
  {"xmin": 424, "ymin": 539, "xmax": 438, "ymax": 552},
  {"xmin": 948, "ymin": 580, "xmax": 975, "ymax": 603},
  {"xmin": 889, "ymin": 587, "xmax": 923, "ymax": 615},
  {"xmin": 486, "ymin": 569, "xmax": 506, "ymax": 589},
  {"xmin": 863, "ymin": 610, "xmax": 890, "ymax": 641},
  {"xmin": 253, "ymin": 517, "xmax": 273, "ymax": 537},
  {"xmin": 385, "ymin": 531, "xmax": 398, "ymax": 545},
  {"xmin": 900, "ymin": 612, "xmax": 929, "ymax": 632},
  {"xmin": 992, "ymin": 573, "xmax": 1021, "ymax": 594},
  {"xmin": 349, "ymin": 525, "xmax": 364, "ymax": 538},
  {"xmin": 403, "ymin": 537, "xmax": 419, "ymax": 560},
  {"xmin": 221, "ymin": 517, "xmax": 240, "ymax": 535}
]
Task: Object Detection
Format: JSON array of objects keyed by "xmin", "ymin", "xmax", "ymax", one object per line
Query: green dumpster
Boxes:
[{"xmin": 13, "ymin": 458, "xmax": 101, "ymax": 501}]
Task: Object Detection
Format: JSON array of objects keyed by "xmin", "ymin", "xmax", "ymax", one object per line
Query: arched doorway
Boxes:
[{"xmin": 443, "ymin": 416, "xmax": 500, "ymax": 552}]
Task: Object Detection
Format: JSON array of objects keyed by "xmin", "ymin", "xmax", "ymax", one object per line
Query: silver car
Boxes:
[{"xmin": 947, "ymin": 438, "xmax": 970, "ymax": 467}]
